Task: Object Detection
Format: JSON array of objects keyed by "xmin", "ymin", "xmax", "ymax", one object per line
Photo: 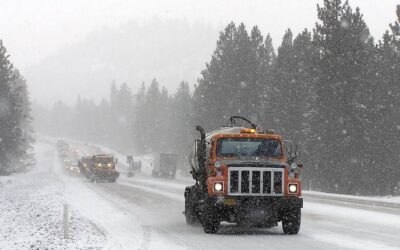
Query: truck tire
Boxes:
[
  {"xmin": 282, "ymin": 208, "xmax": 301, "ymax": 235},
  {"xmin": 202, "ymin": 203, "xmax": 220, "ymax": 234},
  {"xmin": 203, "ymin": 218, "xmax": 220, "ymax": 234},
  {"xmin": 184, "ymin": 188, "xmax": 198, "ymax": 225}
]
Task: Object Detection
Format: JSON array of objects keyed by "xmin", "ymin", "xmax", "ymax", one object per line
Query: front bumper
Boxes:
[
  {"xmin": 94, "ymin": 169, "xmax": 120, "ymax": 179},
  {"xmin": 210, "ymin": 195, "xmax": 302, "ymax": 207},
  {"xmin": 204, "ymin": 196, "xmax": 303, "ymax": 225}
]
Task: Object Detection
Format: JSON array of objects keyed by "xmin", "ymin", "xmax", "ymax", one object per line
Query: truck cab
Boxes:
[
  {"xmin": 184, "ymin": 116, "xmax": 303, "ymax": 234},
  {"xmin": 87, "ymin": 154, "xmax": 120, "ymax": 183}
]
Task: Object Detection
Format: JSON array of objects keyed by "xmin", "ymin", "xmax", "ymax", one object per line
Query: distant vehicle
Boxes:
[
  {"xmin": 127, "ymin": 155, "xmax": 135, "ymax": 177},
  {"xmin": 85, "ymin": 154, "xmax": 120, "ymax": 183},
  {"xmin": 184, "ymin": 116, "xmax": 303, "ymax": 234},
  {"xmin": 152, "ymin": 154, "xmax": 177, "ymax": 179},
  {"xmin": 57, "ymin": 140, "xmax": 70, "ymax": 159},
  {"xmin": 64, "ymin": 158, "xmax": 80, "ymax": 174},
  {"xmin": 69, "ymin": 148, "xmax": 80, "ymax": 159},
  {"xmin": 78, "ymin": 156, "xmax": 92, "ymax": 178},
  {"xmin": 56, "ymin": 140, "xmax": 68, "ymax": 151},
  {"xmin": 126, "ymin": 156, "xmax": 142, "ymax": 177},
  {"xmin": 132, "ymin": 160, "xmax": 142, "ymax": 172}
]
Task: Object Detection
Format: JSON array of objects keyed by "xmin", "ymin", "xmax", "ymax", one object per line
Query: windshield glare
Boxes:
[{"xmin": 216, "ymin": 138, "xmax": 282, "ymax": 158}]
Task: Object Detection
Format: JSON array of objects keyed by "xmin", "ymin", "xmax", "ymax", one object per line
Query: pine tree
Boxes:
[
  {"xmin": 116, "ymin": 82, "xmax": 134, "ymax": 150},
  {"xmin": 0, "ymin": 41, "xmax": 14, "ymax": 173},
  {"xmin": 365, "ymin": 6, "xmax": 400, "ymax": 194},
  {"xmin": 269, "ymin": 29, "xmax": 318, "ymax": 170},
  {"xmin": 133, "ymin": 82, "xmax": 147, "ymax": 154},
  {"xmin": 291, "ymin": 29, "xmax": 318, "ymax": 144},
  {"xmin": 145, "ymin": 79, "xmax": 161, "ymax": 152},
  {"xmin": 270, "ymin": 29, "xmax": 295, "ymax": 134},
  {"xmin": 195, "ymin": 22, "xmax": 238, "ymax": 130},
  {"xmin": 134, "ymin": 79, "xmax": 165, "ymax": 153},
  {"xmin": 389, "ymin": 5, "xmax": 400, "ymax": 49},
  {"xmin": 158, "ymin": 86, "xmax": 171, "ymax": 153},
  {"xmin": 313, "ymin": 0, "xmax": 372, "ymax": 193},
  {"xmin": 8, "ymin": 70, "xmax": 35, "ymax": 170},
  {"xmin": 0, "ymin": 41, "xmax": 34, "ymax": 174},
  {"xmin": 259, "ymin": 34, "xmax": 276, "ymax": 129},
  {"xmin": 360, "ymin": 36, "xmax": 400, "ymax": 195},
  {"xmin": 170, "ymin": 81, "xmax": 194, "ymax": 172},
  {"xmin": 195, "ymin": 22, "xmax": 270, "ymax": 130},
  {"xmin": 96, "ymin": 98, "xmax": 111, "ymax": 144}
]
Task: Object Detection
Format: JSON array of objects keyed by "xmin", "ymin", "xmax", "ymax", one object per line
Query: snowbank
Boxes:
[{"xmin": 304, "ymin": 190, "xmax": 400, "ymax": 205}]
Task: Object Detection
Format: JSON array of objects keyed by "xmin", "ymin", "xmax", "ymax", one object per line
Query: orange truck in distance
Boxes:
[
  {"xmin": 79, "ymin": 154, "xmax": 120, "ymax": 183},
  {"xmin": 184, "ymin": 116, "xmax": 303, "ymax": 234}
]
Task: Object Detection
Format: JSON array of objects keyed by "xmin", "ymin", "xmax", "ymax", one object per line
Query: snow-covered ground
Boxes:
[
  {"xmin": 2, "ymin": 139, "xmax": 400, "ymax": 250},
  {"xmin": 0, "ymin": 142, "xmax": 106, "ymax": 249}
]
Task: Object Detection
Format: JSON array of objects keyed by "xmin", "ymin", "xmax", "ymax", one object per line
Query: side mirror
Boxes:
[
  {"xmin": 283, "ymin": 140, "xmax": 299, "ymax": 162},
  {"xmin": 289, "ymin": 143, "xmax": 298, "ymax": 158},
  {"xmin": 115, "ymin": 158, "xmax": 118, "ymax": 164}
]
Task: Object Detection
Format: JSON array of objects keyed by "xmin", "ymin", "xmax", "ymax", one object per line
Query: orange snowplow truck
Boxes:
[{"xmin": 184, "ymin": 116, "xmax": 303, "ymax": 234}]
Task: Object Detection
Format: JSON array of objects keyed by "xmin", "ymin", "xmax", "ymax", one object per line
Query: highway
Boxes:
[{"xmin": 47, "ymin": 140, "xmax": 400, "ymax": 250}]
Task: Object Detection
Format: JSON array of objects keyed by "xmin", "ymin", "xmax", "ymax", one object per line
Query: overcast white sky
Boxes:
[{"xmin": 0, "ymin": 0, "xmax": 399, "ymax": 103}]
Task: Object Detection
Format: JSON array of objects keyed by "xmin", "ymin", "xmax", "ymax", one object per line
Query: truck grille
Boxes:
[{"xmin": 228, "ymin": 167, "xmax": 284, "ymax": 196}]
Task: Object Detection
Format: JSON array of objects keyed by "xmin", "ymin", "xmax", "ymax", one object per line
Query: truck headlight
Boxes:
[
  {"xmin": 108, "ymin": 163, "xmax": 112, "ymax": 167},
  {"xmin": 214, "ymin": 182, "xmax": 223, "ymax": 192},
  {"xmin": 288, "ymin": 184, "xmax": 298, "ymax": 194}
]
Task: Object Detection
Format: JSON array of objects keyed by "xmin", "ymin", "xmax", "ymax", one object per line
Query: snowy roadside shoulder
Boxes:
[
  {"xmin": 0, "ymin": 143, "xmax": 106, "ymax": 250},
  {"xmin": 303, "ymin": 190, "xmax": 400, "ymax": 205}
]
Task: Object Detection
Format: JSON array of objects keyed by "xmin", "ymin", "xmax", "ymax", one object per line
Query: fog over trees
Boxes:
[
  {"xmin": 32, "ymin": 0, "xmax": 400, "ymax": 195},
  {"xmin": 25, "ymin": 19, "xmax": 218, "ymax": 104}
]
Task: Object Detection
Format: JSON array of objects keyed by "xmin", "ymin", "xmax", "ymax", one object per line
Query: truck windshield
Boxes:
[
  {"xmin": 94, "ymin": 157, "xmax": 113, "ymax": 164},
  {"xmin": 216, "ymin": 138, "xmax": 282, "ymax": 158}
]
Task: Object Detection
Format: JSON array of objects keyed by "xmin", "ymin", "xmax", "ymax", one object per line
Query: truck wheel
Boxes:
[
  {"xmin": 184, "ymin": 189, "xmax": 197, "ymax": 225},
  {"xmin": 282, "ymin": 208, "xmax": 301, "ymax": 235},
  {"xmin": 203, "ymin": 218, "xmax": 220, "ymax": 234}
]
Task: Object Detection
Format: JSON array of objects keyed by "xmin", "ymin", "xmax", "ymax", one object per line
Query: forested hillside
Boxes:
[{"xmin": 34, "ymin": 1, "xmax": 400, "ymax": 195}]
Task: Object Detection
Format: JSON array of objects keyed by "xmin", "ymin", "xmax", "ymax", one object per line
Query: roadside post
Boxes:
[
  {"xmin": 63, "ymin": 203, "xmax": 69, "ymax": 239},
  {"xmin": 127, "ymin": 155, "xmax": 134, "ymax": 177}
]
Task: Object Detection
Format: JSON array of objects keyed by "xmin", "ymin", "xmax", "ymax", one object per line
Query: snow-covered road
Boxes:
[
  {"xmin": 7, "ymin": 140, "xmax": 400, "ymax": 250},
  {"xmin": 62, "ymin": 140, "xmax": 400, "ymax": 250}
]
